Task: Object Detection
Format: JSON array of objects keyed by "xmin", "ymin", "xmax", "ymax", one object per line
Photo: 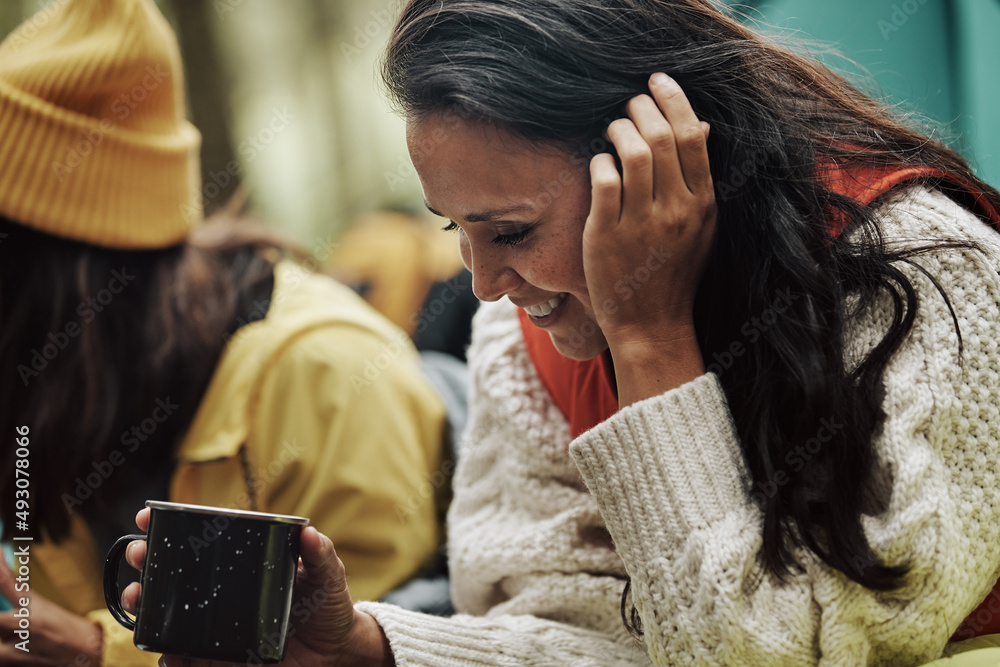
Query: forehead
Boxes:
[
  {"xmin": 406, "ymin": 114, "xmax": 583, "ymax": 214},
  {"xmin": 406, "ymin": 114, "xmax": 542, "ymax": 168}
]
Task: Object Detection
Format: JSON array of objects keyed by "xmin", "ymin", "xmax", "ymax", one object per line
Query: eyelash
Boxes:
[
  {"xmin": 441, "ymin": 221, "xmax": 531, "ymax": 247},
  {"xmin": 491, "ymin": 230, "xmax": 530, "ymax": 247}
]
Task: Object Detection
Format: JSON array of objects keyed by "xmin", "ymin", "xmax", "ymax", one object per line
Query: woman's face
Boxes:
[{"xmin": 408, "ymin": 114, "xmax": 608, "ymax": 360}]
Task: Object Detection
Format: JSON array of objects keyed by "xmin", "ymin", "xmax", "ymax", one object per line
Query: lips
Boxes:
[{"xmin": 522, "ymin": 293, "xmax": 568, "ymax": 318}]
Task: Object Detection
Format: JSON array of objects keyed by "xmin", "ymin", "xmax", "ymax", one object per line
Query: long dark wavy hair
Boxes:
[
  {"xmin": 382, "ymin": 0, "xmax": 1000, "ymax": 601},
  {"xmin": 0, "ymin": 215, "xmax": 290, "ymax": 543}
]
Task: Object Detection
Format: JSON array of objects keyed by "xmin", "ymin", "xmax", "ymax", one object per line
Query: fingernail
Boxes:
[{"xmin": 650, "ymin": 72, "xmax": 672, "ymax": 87}]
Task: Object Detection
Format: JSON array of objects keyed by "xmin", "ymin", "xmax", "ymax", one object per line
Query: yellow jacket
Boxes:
[
  {"xmin": 332, "ymin": 211, "xmax": 466, "ymax": 335},
  {"xmin": 29, "ymin": 261, "xmax": 446, "ymax": 666}
]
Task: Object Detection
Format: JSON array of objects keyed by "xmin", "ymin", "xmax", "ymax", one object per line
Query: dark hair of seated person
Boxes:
[{"xmin": 0, "ymin": 214, "xmax": 294, "ymax": 543}]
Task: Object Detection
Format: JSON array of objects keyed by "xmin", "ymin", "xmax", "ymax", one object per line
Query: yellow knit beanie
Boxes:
[{"xmin": 0, "ymin": 0, "xmax": 202, "ymax": 248}]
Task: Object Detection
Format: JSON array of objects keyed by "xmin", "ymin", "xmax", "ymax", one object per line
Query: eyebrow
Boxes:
[{"xmin": 423, "ymin": 201, "xmax": 533, "ymax": 223}]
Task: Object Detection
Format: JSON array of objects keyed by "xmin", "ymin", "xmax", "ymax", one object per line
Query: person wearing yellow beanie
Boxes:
[
  {"xmin": 0, "ymin": 0, "xmax": 201, "ymax": 247},
  {"xmin": 0, "ymin": 1, "xmax": 447, "ymax": 665}
]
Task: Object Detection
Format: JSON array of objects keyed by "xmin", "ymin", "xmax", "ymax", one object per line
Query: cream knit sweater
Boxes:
[{"xmin": 356, "ymin": 186, "xmax": 1000, "ymax": 666}]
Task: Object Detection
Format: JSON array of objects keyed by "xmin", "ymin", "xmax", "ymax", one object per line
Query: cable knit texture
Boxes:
[{"xmin": 358, "ymin": 186, "xmax": 1000, "ymax": 666}]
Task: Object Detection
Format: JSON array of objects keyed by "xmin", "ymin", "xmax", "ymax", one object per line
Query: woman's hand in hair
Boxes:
[
  {"xmin": 124, "ymin": 509, "xmax": 393, "ymax": 667},
  {"xmin": 0, "ymin": 558, "xmax": 103, "ymax": 665},
  {"xmin": 585, "ymin": 72, "xmax": 716, "ymax": 406}
]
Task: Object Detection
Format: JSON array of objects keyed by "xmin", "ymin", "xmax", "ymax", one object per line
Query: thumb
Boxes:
[
  {"xmin": 288, "ymin": 527, "xmax": 357, "ymax": 653},
  {"xmin": 296, "ymin": 527, "xmax": 347, "ymax": 597}
]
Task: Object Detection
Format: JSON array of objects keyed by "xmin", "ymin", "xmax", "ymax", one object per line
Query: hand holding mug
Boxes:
[{"xmin": 111, "ymin": 504, "xmax": 390, "ymax": 666}]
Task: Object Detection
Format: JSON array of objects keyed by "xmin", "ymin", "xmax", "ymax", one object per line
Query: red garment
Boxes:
[
  {"xmin": 818, "ymin": 161, "xmax": 1000, "ymax": 236},
  {"xmin": 518, "ymin": 160, "xmax": 1000, "ymax": 639},
  {"xmin": 518, "ymin": 309, "xmax": 618, "ymax": 440}
]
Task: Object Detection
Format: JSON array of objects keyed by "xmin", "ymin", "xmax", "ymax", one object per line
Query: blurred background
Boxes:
[
  {"xmin": 3, "ymin": 0, "xmax": 432, "ymax": 247},
  {"xmin": 725, "ymin": 0, "xmax": 1000, "ymax": 187},
  {"xmin": 1, "ymin": 0, "xmax": 997, "ymax": 274}
]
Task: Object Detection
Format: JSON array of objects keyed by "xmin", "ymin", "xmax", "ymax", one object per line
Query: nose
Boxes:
[{"xmin": 461, "ymin": 236, "xmax": 522, "ymax": 302}]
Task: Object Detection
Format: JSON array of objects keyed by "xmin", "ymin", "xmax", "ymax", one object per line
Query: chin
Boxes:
[{"xmin": 549, "ymin": 329, "xmax": 608, "ymax": 362}]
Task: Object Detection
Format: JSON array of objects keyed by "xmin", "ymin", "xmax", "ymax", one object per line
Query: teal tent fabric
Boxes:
[{"xmin": 723, "ymin": 0, "xmax": 1000, "ymax": 188}]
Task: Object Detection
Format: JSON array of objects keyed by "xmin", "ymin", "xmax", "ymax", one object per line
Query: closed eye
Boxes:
[
  {"xmin": 491, "ymin": 221, "xmax": 533, "ymax": 247},
  {"xmin": 442, "ymin": 220, "xmax": 531, "ymax": 247},
  {"xmin": 491, "ymin": 229, "xmax": 530, "ymax": 247}
]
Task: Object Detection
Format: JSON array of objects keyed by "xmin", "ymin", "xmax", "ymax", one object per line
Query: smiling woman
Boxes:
[
  {"xmin": 143, "ymin": 0, "xmax": 1000, "ymax": 665},
  {"xmin": 412, "ymin": 117, "xmax": 608, "ymax": 359}
]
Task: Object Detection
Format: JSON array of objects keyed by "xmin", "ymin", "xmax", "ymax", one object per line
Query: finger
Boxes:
[
  {"xmin": 588, "ymin": 153, "xmax": 622, "ymax": 233},
  {"xmin": 648, "ymin": 73, "xmax": 713, "ymax": 195},
  {"xmin": 0, "ymin": 643, "xmax": 52, "ymax": 664},
  {"xmin": 606, "ymin": 117, "xmax": 653, "ymax": 221},
  {"xmin": 299, "ymin": 526, "xmax": 327, "ymax": 568},
  {"xmin": 158, "ymin": 656, "xmax": 199, "ymax": 667},
  {"xmin": 136, "ymin": 507, "xmax": 150, "ymax": 532},
  {"xmin": 122, "ymin": 582, "xmax": 141, "ymax": 615},
  {"xmin": 0, "ymin": 555, "xmax": 21, "ymax": 604},
  {"xmin": 159, "ymin": 656, "xmax": 208, "ymax": 666},
  {"xmin": 0, "ymin": 612, "xmax": 19, "ymax": 632},
  {"xmin": 626, "ymin": 94, "xmax": 686, "ymax": 204},
  {"xmin": 125, "ymin": 539, "xmax": 147, "ymax": 571},
  {"xmin": 297, "ymin": 527, "xmax": 344, "ymax": 587}
]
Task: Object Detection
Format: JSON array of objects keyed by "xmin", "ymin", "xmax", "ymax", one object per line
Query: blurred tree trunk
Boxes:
[{"xmin": 168, "ymin": 0, "xmax": 238, "ymax": 215}]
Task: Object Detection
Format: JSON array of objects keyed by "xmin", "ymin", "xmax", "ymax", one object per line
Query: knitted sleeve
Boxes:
[
  {"xmin": 356, "ymin": 298, "xmax": 653, "ymax": 666},
  {"xmin": 353, "ymin": 603, "xmax": 651, "ymax": 666},
  {"xmin": 570, "ymin": 186, "xmax": 1000, "ymax": 665}
]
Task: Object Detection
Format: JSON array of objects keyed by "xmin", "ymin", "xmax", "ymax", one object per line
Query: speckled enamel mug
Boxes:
[{"xmin": 104, "ymin": 500, "xmax": 309, "ymax": 663}]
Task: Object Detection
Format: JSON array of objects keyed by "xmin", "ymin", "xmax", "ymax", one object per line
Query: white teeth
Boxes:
[{"xmin": 524, "ymin": 294, "xmax": 567, "ymax": 318}]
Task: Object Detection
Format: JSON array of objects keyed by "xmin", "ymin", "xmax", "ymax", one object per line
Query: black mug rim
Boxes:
[{"xmin": 145, "ymin": 500, "xmax": 310, "ymax": 526}]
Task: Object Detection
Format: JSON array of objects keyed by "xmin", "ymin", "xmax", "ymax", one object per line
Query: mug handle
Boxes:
[{"xmin": 103, "ymin": 534, "xmax": 146, "ymax": 630}]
